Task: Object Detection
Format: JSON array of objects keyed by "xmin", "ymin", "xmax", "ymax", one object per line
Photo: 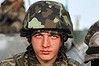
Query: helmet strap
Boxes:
[{"xmin": 86, "ymin": 47, "xmax": 99, "ymax": 55}]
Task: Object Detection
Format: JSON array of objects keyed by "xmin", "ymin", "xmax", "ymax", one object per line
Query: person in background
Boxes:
[
  {"xmin": 0, "ymin": 0, "xmax": 26, "ymax": 33},
  {"xmin": 66, "ymin": 38, "xmax": 88, "ymax": 66},
  {"xmin": 84, "ymin": 20, "xmax": 99, "ymax": 66},
  {"xmin": 0, "ymin": 1, "xmax": 81, "ymax": 66}
]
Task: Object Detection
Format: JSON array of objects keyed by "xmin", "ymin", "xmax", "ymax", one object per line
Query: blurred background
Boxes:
[{"xmin": 0, "ymin": 0, "xmax": 99, "ymax": 66}]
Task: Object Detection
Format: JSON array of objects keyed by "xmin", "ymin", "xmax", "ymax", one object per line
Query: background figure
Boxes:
[
  {"xmin": 0, "ymin": 0, "xmax": 26, "ymax": 33},
  {"xmin": 0, "ymin": 1, "xmax": 81, "ymax": 66},
  {"xmin": 66, "ymin": 38, "xmax": 88, "ymax": 66},
  {"xmin": 84, "ymin": 20, "xmax": 99, "ymax": 66}
]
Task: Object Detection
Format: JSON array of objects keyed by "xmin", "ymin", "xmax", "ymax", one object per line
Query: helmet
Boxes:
[
  {"xmin": 20, "ymin": 1, "xmax": 73, "ymax": 38},
  {"xmin": 85, "ymin": 20, "xmax": 99, "ymax": 45},
  {"xmin": 84, "ymin": 20, "xmax": 99, "ymax": 63}
]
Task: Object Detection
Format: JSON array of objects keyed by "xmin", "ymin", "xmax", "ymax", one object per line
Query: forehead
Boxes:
[
  {"xmin": 35, "ymin": 32, "xmax": 56, "ymax": 35},
  {"xmin": 33, "ymin": 29, "xmax": 59, "ymax": 33},
  {"xmin": 89, "ymin": 32, "xmax": 99, "ymax": 45},
  {"xmin": 93, "ymin": 34, "xmax": 99, "ymax": 45},
  {"xmin": 91, "ymin": 32, "xmax": 99, "ymax": 40},
  {"xmin": 32, "ymin": 29, "xmax": 61, "ymax": 35},
  {"xmin": 95, "ymin": 37, "xmax": 99, "ymax": 44}
]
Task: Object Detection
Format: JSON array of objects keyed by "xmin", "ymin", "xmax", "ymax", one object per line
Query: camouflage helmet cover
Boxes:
[
  {"xmin": 84, "ymin": 21, "xmax": 99, "ymax": 63},
  {"xmin": 20, "ymin": 1, "xmax": 73, "ymax": 38},
  {"xmin": 85, "ymin": 20, "xmax": 99, "ymax": 45}
]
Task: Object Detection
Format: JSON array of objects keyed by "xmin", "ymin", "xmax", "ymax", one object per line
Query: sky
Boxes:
[
  {"xmin": 68, "ymin": 0, "xmax": 99, "ymax": 30},
  {"xmin": 0, "ymin": 0, "xmax": 99, "ymax": 30}
]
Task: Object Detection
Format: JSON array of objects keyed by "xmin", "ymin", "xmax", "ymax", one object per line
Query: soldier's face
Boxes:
[{"xmin": 31, "ymin": 32, "xmax": 61, "ymax": 64}]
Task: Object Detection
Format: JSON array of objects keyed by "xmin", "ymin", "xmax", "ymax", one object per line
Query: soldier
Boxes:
[
  {"xmin": 0, "ymin": 0, "xmax": 25, "ymax": 33},
  {"xmin": 84, "ymin": 21, "xmax": 99, "ymax": 66},
  {"xmin": 0, "ymin": 1, "xmax": 81, "ymax": 66}
]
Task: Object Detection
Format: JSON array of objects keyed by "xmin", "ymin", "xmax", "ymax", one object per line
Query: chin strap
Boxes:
[{"xmin": 86, "ymin": 47, "xmax": 99, "ymax": 55}]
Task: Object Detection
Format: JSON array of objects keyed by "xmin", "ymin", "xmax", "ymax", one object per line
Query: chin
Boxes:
[{"xmin": 39, "ymin": 55, "xmax": 54, "ymax": 61}]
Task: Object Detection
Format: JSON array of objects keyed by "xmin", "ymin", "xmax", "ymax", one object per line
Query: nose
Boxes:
[{"xmin": 42, "ymin": 35, "xmax": 50, "ymax": 48}]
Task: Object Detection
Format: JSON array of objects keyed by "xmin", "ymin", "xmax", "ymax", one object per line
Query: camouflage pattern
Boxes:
[
  {"xmin": 85, "ymin": 20, "xmax": 99, "ymax": 45},
  {"xmin": 85, "ymin": 54, "xmax": 99, "ymax": 63},
  {"xmin": 84, "ymin": 20, "xmax": 99, "ymax": 63},
  {"xmin": 0, "ymin": 52, "xmax": 81, "ymax": 66},
  {"xmin": 0, "ymin": 0, "xmax": 26, "ymax": 33},
  {"xmin": 0, "ymin": 1, "xmax": 82, "ymax": 66},
  {"xmin": 20, "ymin": 1, "xmax": 73, "ymax": 38}
]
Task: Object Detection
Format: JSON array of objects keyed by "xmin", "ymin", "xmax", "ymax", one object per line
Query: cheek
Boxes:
[
  {"xmin": 31, "ymin": 37, "xmax": 41, "ymax": 50},
  {"xmin": 51, "ymin": 39, "xmax": 61, "ymax": 50}
]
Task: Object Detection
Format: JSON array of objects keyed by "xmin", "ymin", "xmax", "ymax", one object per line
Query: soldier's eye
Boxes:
[
  {"xmin": 33, "ymin": 33, "xmax": 42, "ymax": 38},
  {"xmin": 50, "ymin": 34, "xmax": 60, "ymax": 39}
]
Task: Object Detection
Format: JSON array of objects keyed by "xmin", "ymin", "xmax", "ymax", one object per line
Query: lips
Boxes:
[{"xmin": 40, "ymin": 50, "xmax": 51, "ymax": 55}]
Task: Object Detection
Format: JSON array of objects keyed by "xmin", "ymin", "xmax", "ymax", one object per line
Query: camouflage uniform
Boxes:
[
  {"xmin": 0, "ymin": 1, "xmax": 81, "ymax": 66},
  {"xmin": 0, "ymin": 0, "xmax": 26, "ymax": 33},
  {"xmin": 84, "ymin": 21, "xmax": 99, "ymax": 64},
  {"xmin": 0, "ymin": 52, "xmax": 81, "ymax": 66}
]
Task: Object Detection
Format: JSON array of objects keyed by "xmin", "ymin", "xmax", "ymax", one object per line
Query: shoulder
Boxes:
[
  {"xmin": 0, "ymin": 52, "xmax": 26, "ymax": 66},
  {"xmin": 0, "ymin": 57, "xmax": 16, "ymax": 66}
]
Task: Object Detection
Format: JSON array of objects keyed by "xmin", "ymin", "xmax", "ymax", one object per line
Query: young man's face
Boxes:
[{"xmin": 31, "ymin": 31, "xmax": 61, "ymax": 63}]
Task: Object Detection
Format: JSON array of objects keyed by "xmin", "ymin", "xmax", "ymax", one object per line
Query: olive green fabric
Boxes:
[
  {"xmin": 84, "ymin": 20, "xmax": 99, "ymax": 63},
  {"xmin": 0, "ymin": 52, "xmax": 81, "ymax": 66},
  {"xmin": 85, "ymin": 21, "xmax": 99, "ymax": 45}
]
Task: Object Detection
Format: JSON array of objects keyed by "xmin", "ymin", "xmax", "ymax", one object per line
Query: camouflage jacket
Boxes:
[{"xmin": 0, "ymin": 52, "xmax": 81, "ymax": 66}]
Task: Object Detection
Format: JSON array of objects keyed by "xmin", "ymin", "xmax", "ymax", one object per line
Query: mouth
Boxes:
[{"xmin": 40, "ymin": 50, "xmax": 51, "ymax": 55}]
